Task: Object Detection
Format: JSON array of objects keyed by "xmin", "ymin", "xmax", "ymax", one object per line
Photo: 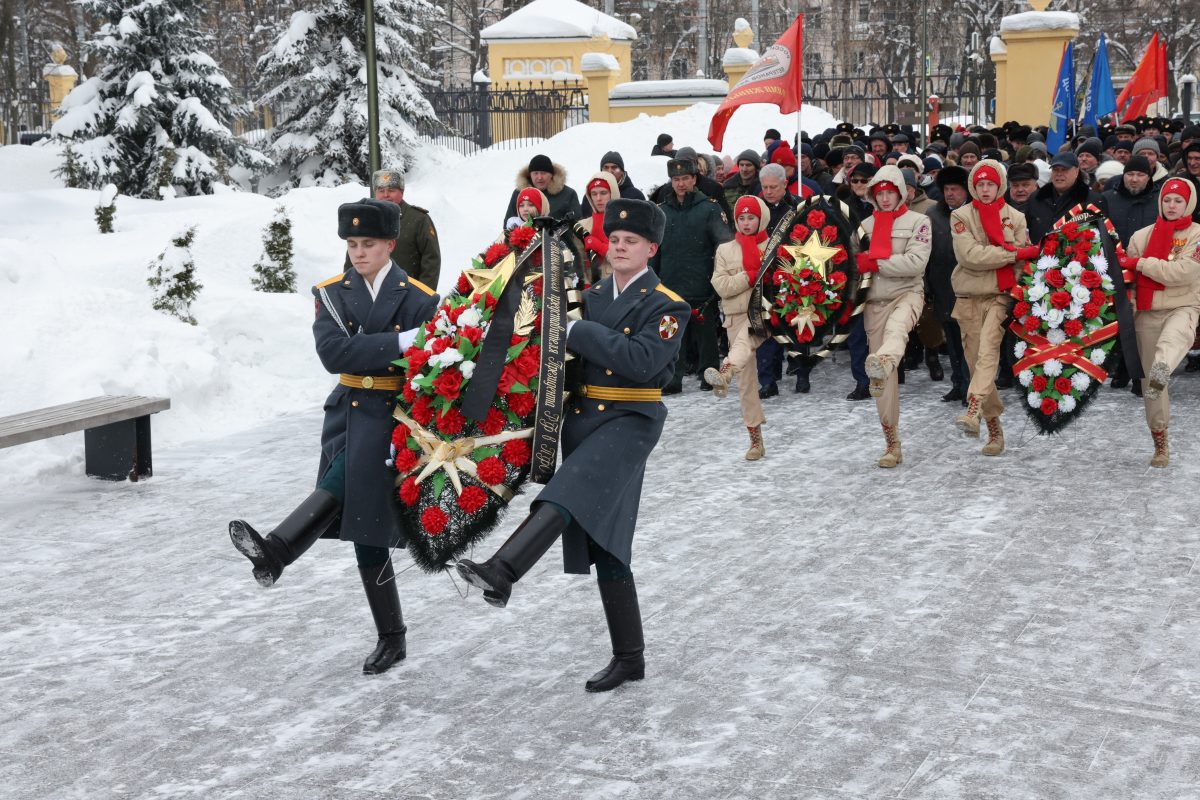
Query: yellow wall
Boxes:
[
  {"xmin": 486, "ymin": 38, "xmax": 632, "ymax": 89},
  {"xmin": 606, "ymin": 102, "xmax": 707, "ymax": 124},
  {"xmin": 992, "ymin": 27, "xmax": 1078, "ymax": 124}
]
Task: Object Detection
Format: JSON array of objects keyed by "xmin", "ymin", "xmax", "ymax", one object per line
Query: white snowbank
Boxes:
[
  {"xmin": 611, "ymin": 79, "xmax": 729, "ymax": 100},
  {"xmin": 999, "ymin": 10, "xmax": 1079, "ymax": 33},
  {"xmin": 0, "ymin": 100, "xmax": 839, "ymax": 479},
  {"xmin": 481, "ymin": 0, "xmax": 636, "ymax": 41}
]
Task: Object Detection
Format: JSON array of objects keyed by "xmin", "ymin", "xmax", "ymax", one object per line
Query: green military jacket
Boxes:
[{"xmin": 392, "ymin": 200, "xmax": 440, "ymax": 288}]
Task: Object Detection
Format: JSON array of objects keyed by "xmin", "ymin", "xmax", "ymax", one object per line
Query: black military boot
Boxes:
[
  {"xmin": 926, "ymin": 352, "xmax": 944, "ymax": 381},
  {"xmin": 228, "ymin": 490, "xmax": 339, "ymax": 587},
  {"xmin": 360, "ymin": 560, "xmax": 407, "ymax": 675},
  {"xmin": 455, "ymin": 504, "xmax": 566, "ymax": 608},
  {"xmin": 585, "ymin": 576, "xmax": 645, "ymax": 693}
]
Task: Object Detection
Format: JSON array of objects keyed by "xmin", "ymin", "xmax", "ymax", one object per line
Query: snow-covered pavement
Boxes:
[{"xmin": 3, "ymin": 366, "xmax": 1200, "ymax": 799}]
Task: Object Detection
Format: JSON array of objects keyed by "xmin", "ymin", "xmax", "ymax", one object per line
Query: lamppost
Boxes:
[{"xmin": 364, "ymin": 0, "xmax": 381, "ymax": 174}]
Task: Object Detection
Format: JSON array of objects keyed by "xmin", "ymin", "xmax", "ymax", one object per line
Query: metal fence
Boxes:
[
  {"xmin": 800, "ymin": 70, "xmax": 993, "ymax": 128},
  {"xmin": 418, "ymin": 82, "xmax": 589, "ymax": 156}
]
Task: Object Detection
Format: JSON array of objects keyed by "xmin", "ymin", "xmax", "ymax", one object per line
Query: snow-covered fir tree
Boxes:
[
  {"xmin": 95, "ymin": 184, "xmax": 118, "ymax": 233},
  {"xmin": 148, "ymin": 226, "xmax": 203, "ymax": 325},
  {"xmin": 251, "ymin": 204, "xmax": 297, "ymax": 293},
  {"xmin": 258, "ymin": 0, "xmax": 440, "ymax": 188},
  {"xmin": 50, "ymin": 0, "xmax": 270, "ymax": 198}
]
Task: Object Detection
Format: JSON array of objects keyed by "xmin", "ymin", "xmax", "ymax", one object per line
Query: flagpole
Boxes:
[{"xmin": 795, "ymin": 10, "xmax": 803, "ymax": 146}]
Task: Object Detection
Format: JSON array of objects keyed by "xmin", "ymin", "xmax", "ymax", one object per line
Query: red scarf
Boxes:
[
  {"xmin": 867, "ymin": 205, "xmax": 909, "ymax": 261},
  {"xmin": 736, "ymin": 231, "xmax": 767, "ymax": 281},
  {"xmin": 971, "ymin": 198, "xmax": 1016, "ymax": 291},
  {"xmin": 1138, "ymin": 215, "xmax": 1191, "ymax": 310},
  {"xmin": 589, "ymin": 211, "xmax": 608, "ymax": 257}
]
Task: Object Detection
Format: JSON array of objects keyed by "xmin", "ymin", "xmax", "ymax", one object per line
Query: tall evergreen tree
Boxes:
[
  {"xmin": 50, "ymin": 0, "xmax": 270, "ymax": 198},
  {"xmin": 258, "ymin": 0, "xmax": 440, "ymax": 188},
  {"xmin": 148, "ymin": 226, "xmax": 203, "ymax": 325},
  {"xmin": 251, "ymin": 204, "xmax": 297, "ymax": 293}
]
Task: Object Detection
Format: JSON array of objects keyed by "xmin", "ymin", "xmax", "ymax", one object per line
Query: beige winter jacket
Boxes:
[
  {"xmin": 950, "ymin": 159, "xmax": 1030, "ymax": 297},
  {"xmin": 861, "ymin": 166, "xmax": 932, "ymax": 302},
  {"xmin": 712, "ymin": 238, "xmax": 766, "ymax": 322},
  {"xmin": 1127, "ymin": 222, "xmax": 1200, "ymax": 310}
]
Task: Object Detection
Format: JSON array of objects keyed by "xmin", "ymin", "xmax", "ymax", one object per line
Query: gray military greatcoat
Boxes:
[
  {"xmin": 312, "ymin": 263, "xmax": 440, "ymax": 548},
  {"xmin": 535, "ymin": 269, "xmax": 690, "ymax": 573}
]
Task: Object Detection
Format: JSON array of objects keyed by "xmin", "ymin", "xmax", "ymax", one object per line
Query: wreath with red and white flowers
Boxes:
[{"xmin": 767, "ymin": 207, "xmax": 851, "ymax": 345}]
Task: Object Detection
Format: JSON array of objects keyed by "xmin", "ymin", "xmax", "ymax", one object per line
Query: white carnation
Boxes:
[
  {"xmin": 1028, "ymin": 391, "xmax": 1043, "ymax": 408},
  {"xmin": 1071, "ymin": 372, "xmax": 1091, "ymax": 391},
  {"xmin": 1059, "ymin": 394, "xmax": 1077, "ymax": 412},
  {"xmin": 1031, "ymin": 302, "xmax": 1046, "ymax": 318},
  {"xmin": 1043, "ymin": 358, "xmax": 1063, "ymax": 376},
  {"xmin": 430, "ymin": 348, "xmax": 464, "ymax": 368},
  {"xmin": 1101, "ymin": 275, "xmax": 1114, "ymax": 290},
  {"xmin": 1019, "ymin": 369, "xmax": 1034, "ymax": 387},
  {"xmin": 1068, "ymin": 302, "xmax": 1083, "ymax": 320},
  {"xmin": 1090, "ymin": 347, "xmax": 1107, "ymax": 365},
  {"xmin": 1091, "ymin": 253, "xmax": 1109, "ymax": 274},
  {"xmin": 1029, "ymin": 283, "xmax": 1049, "ymax": 301},
  {"xmin": 435, "ymin": 314, "xmax": 456, "ymax": 335},
  {"xmin": 1036, "ymin": 255, "xmax": 1059, "ymax": 271},
  {"xmin": 1047, "ymin": 328, "xmax": 1067, "ymax": 345},
  {"xmin": 458, "ymin": 307, "xmax": 482, "ymax": 328},
  {"xmin": 1015, "ymin": 341, "xmax": 1028, "ymax": 358},
  {"xmin": 1071, "ymin": 284, "xmax": 1092, "ymax": 303},
  {"xmin": 460, "ymin": 361, "xmax": 476, "ymax": 379}
]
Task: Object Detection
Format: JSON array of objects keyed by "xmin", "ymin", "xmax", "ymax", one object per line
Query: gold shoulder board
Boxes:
[
  {"xmin": 655, "ymin": 284, "xmax": 684, "ymax": 303},
  {"xmin": 315, "ymin": 271, "xmax": 346, "ymax": 289},
  {"xmin": 407, "ymin": 277, "xmax": 436, "ymax": 296}
]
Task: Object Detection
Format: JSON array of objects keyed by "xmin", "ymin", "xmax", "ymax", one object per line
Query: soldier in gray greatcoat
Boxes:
[
  {"xmin": 456, "ymin": 198, "xmax": 690, "ymax": 693},
  {"xmin": 228, "ymin": 198, "xmax": 440, "ymax": 675}
]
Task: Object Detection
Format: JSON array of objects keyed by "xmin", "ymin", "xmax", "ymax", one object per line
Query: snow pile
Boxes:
[
  {"xmin": 580, "ymin": 52, "xmax": 620, "ymax": 73},
  {"xmin": 611, "ymin": 79, "xmax": 729, "ymax": 100},
  {"xmin": 999, "ymin": 10, "xmax": 1079, "ymax": 33},
  {"xmin": 723, "ymin": 47, "xmax": 760, "ymax": 67},
  {"xmin": 481, "ymin": 0, "xmax": 636, "ymax": 41},
  {"xmin": 0, "ymin": 100, "xmax": 839, "ymax": 480}
]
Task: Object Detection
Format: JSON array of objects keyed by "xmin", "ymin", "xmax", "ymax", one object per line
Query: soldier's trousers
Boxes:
[
  {"xmin": 952, "ymin": 293, "xmax": 1011, "ymax": 420},
  {"xmin": 865, "ymin": 292, "xmax": 924, "ymax": 429},
  {"xmin": 723, "ymin": 312, "xmax": 766, "ymax": 428},
  {"xmin": 1135, "ymin": 306, "xmax": 1200, "ymax": 431}
]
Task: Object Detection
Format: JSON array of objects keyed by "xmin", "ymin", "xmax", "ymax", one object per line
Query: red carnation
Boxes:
[
  {"xmin": 514, "ymin": 345, "xmax": 540, "ymax": 380},
  {"xmin": 421, "ymin": 507, "xmax": 448, "ymax": 535},
  {"xmin": 1032, "ymin": 374, "xmax": 1048, "ymax": 393},
  {"xmin": 436, "ymin": 407, "xmax": 465, "ymax": 435},
  {"xmin": 797, "ymin": 326, "xmax": 814, "ymax": 343},
  {"xmin": 483, "ymin": 242, "xmax": 510, "ymax": 266},
  {"xmin": 832, "ymin": 248, "xmax": 848, "ymax": 264},
  {"xmin": 501, "ymin": 438, "xmax": 531, "ymax": 467},
  {"xmin": 402, "ymin": 382, "xmax": 416, "ymax": 403},
  {"xmin": 1045, "ymin": 269, "xmax": 1066, "ymax": 288},
  {"xmin": 770, "ymin": 311, "xmax": 781, "ymax": 326},
  {"xmin": 391, "ymin": 425, "xmax": 409, "ymax": 451},
  {"xmin": 821, "ymin": 225, "xmax": 839, "ymax": 242},
  {"xmin": 480, "ymin": 407, "xmax": 506, "ymax": 436},
  {"xmin": 530, "ymin": 276, "xmax": 544, "ymax": 297},
  {"xmin": 808, "ymin": 210, "xmax": 827, "ymax": 227},
  {"xmin": 507, "ymin": 389, "xmax": 536, "ymax": 416},
  {"xmin": 1063, "ymin": 318, "xmax": 1083, "ymax": 337},
  {"xmin": 790, "ymin": 224, "xmax": 811, "ymax": 241},
  {"xmin": 410, "ymin": 395, "xmax": 434, "ymax": 426},
  {"xmin": 1023, "ymin": 315, "xmax": 1041, "ymax": 333},
  {"xmin": 394, "ymin": 445, "xmax": 419, "ymax": 473},
  {"xmin": 1013, "ymin": 301, "xmax": 1031, "ymax": 318},
  {"xmin": 1062, "ymin": 221, "xmax": 1079, "ymax": 236},
  {"xmin": 1042, "ymin": 239, "xmax": 1058, "ymax": 256},
  {"xmin": 457, "ymin": 485, "xmax": 488, "ymax": 515},
  {"xmin": 497, "ymin": 363, "xmax": 524, "ymax": 394},
  {"xmin": 455, "ymin": 273, "xmax": 471, "ymax": 295},
  {"xmin": 477, "ymin": 456, "xmax": 506, "ymax": 485},
  {"xmin": 432, "ymin": 368, "xmax": 464, "ymax": 401},
  {"xmin": 1078, "ymin": 270, "xmax": 1101, "ymax": 289},
  {"xmin": 1082, "ymin": 302, "xmax": 1100, "ymax": 320},
  {"xmin": 508, "ymin": 226, "xmax": 536, "ymax": 249},
  {"xmin": 460, "ymin": 326, "xmax": 483, "ymax": 347},
  {"xmin": 406, "ymin": 348, "xmax": 430, "ymax": 376},
  {"xmin": 448, "ymin": 305, "xmax": 466, "ymax": 324},
  {"xmin": 1040, "ymin": 397, "xmax": 1058, "ymax": 416},
  {"xmin": 398, "ymin": 476, "xmax": 420, "ymax": 506},
  {"xmin": 1050, "ymin": 291, "xmax": 1072, "ymax": 310},
  {"xmin": 828, "ymin": 271, "xmax": 847, "ymax": 285},
  {"xmin": 1054, "ymin": 376, "xmax": 1073, "ymax": 395},
  {"xmin": 1090, "ymin": 289, "xmax": 1106, "ymax": 307}
]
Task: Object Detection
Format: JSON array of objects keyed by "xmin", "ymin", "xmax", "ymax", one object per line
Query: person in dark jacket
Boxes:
[
  {"xmin": 652, "ymin": 158, "xmax": 733, "ymax": 392},
  {"xmin": 650, "ymin": 147, "xmax": 734, "ymax": 223},
  {"xmin": 502, "ymin": 154, "xmax": 581, "ymax": 225},
  {"xmin": 1104, "ymin": 156, "xmax": 1161, "ymax": 245},
  {"xmin": 580, "ymin": 151, "xmax": 646, "ymax": 216},
  {"xmin": 1004, "ymin": 162, "xmax": 1039, "ymax": 218},
  {"xmin": 836, "ymin": 162, "xmax": 878, "ymax": 399},
  {"xmin": 754, "ymin": 164, "xmax": 799, "ymax": 397},
  {"xmin": 228, "ymin": 199, "xmax": 440, "ymax": 675},
  {"xmin": 651, "ymin": 132, "xmax": 676, "ymax": 157},
  {"xmin": 925, "ymin": 166, "xmax": 971, "ymax": 402},
  {"xmin": 370, "ymin": 169, "xmax": 441, "ymax": 288},
  {"xmin": 723, "ymin": 148, "xmax": 763, "ymax": 210},
  {"xmin": 1026, "ymin": 152, "xmax": 1108, "ymax": 242}
]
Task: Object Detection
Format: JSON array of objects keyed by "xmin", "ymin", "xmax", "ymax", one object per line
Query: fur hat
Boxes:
[
  {"xmin": 936, "ymin": 165, "xmax": 969, "ymax": 191},
  {"xmin": 603, "ymin": 199, "xmax": 666, "ymax": 244},
  {"xmin": 667, "ymin": 158, "xmax": 697, "ymax": 177},
  {"xmin": 371, "ymin": 169, "xmax": 405, "ymax": 190},
  {"xmin": 338, "ymin": 199, "xmax": 400, "ymax": 240}
]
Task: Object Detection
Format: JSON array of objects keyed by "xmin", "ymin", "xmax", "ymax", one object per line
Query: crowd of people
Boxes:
[{"xmin": 494, "ymin": 116, "xmax": 1200, "ymax": 468}]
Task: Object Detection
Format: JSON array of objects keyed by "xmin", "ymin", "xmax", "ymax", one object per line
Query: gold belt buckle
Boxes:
[{"xmin": 361, "ymin": 376, "xmax": 375, "ymax": 389}]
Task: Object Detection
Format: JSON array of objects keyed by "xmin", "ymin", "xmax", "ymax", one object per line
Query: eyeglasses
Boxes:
[{"xmin": 849, "ymin": 178, "xmax": 869, "ymax": 185}]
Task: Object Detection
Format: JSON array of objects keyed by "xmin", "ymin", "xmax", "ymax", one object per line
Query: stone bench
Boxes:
[{"xmin": 0, "ymin": 395, "xmax": 171, "ymax": 481}]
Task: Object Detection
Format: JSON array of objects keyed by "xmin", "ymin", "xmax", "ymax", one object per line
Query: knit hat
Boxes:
[
  {"xmin": 1160, "ymin": 177, "xmax": 1197, "ymax": 217},
  {"xmin": 957, "ymin": 141, "xmax": 981, "ymax": 159},
  {"xmin": 971, "ymin": 161, "xmax": 1004, "ymax": 188},
  {"xmin": 1123, "ymin": 155, "xmax": 1152, "ymax": 176},
  {"xmin": 603, "ymin": 198, "xmax": 666, "ymax": 244},
  {"xmin": 922, "ymin": 156, "xmax": 942, "ymax": 173},
  {"xmin": 656, "ymin": 133, "xmax": 673, "ymax": 148},
  {"xmin": 770, "ymin": 142, "xmax": 797, "ymax": 167},
  {"xmin": 600, "ymin": 151, "xmax": 625, "ymax": 170},
  {"xmin": 516, "ymin": 187, "xmax": 550, "ymax": 216},
  {"xmin": 735, "ymin": 148, "xmax": 762, "ymax": 168},
  {"xmin": 338, "ymin": 198, "xmax": 400, "ymax": 240},
  {"xmin": 529, "ymin": 154, "xmax": 554, "ymax": 174},
  {"xmin": 1075, "ymin": 138, "xmax": 1103, "ymax": 157},
  {"xmin": 1112, "ymin": 140, "xmax": 1133, "ymax": 153},
  {"xmin": 586, "ymin": 171, "xmax": 620, "ymax": 198},
  {"xmin": 870, "ymin": 165, "xmax": 905, "ymax": 198},
  {"xmin": 1095, "ymin": 160, "xmax": 1124, "ymax": 184},
  {"xmin": 764, "ymin": 128, "xmax": 782, "ymax": 141},
  {"xmin": 733, "ymin": 195, "xmax": 770, "ymax": 233},
  {"xmin": 1133, "ymin": 137, "xmax": 1161, "ymax": 156},
  {"xmin": 899, "ymin": 168, "xmax": 919, "ymax": 188}
]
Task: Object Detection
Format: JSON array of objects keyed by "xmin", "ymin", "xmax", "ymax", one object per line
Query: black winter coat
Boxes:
[
  {"xmin": 1026, "ymin": 175, "xmax": 1108, "ymax": 243},
  {"xmin": 1103, "ymin": 182, "xmax": 1160, "ymax": 246},
  {"xmin": 650, "ymin": 174, "xmax": 733, "ymax": 225},
  {"xmin": 925, "ymin": 201, "xmax": 959, "ymax": 321}
]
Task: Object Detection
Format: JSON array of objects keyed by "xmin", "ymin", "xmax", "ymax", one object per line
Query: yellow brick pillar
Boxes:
[
  {"xmin": 991, "ymin": 1, "xmax": 1078, "ymax": 125},
  {"xmin": 42, "ymin": 46, "xmax": 78, "ymax": 120},
  {"xmin": 723, "ymin": 18, "xmax": 758, "ymax": 88},
  {"xmin": 582, "ymin": 53, "xmax": 619, "ymax": 124}
]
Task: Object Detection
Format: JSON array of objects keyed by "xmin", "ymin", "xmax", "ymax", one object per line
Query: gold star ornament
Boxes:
[
  {"xmin": 796, "ymin": 232, "xmax": 841, "ymax": 278},
  {"xmin": 464, "ymin": 251, "xmax": 519, "ymax": 293}
]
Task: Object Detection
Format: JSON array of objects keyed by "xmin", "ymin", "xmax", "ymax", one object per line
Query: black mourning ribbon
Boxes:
[{"xmin": 1094, "ymin": 214, "xmax": 1144, "ymax": 379}]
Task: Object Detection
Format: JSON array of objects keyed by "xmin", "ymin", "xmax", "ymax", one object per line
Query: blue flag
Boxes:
[
  {"xmin": 1047, "ymin": 41, "xmax": 1075, "ymax": 153},
  {"xmin": 1082, "ymin": 34, "xmax": 1116, "ymax": 130}
]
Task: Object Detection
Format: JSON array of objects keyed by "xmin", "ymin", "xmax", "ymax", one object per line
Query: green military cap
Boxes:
[{"xmin": 371, "ymin": 169, "xmax": 405, "ymax": 190}]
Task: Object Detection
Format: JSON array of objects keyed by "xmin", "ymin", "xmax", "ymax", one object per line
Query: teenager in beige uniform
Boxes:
[
  {"xmin": 1121, "ymin": 177, "xmax": 1200, "ymax": 467},
  {"xmin": 705, "ymin": 196, "xmax": 770, "ymax": 460},
  {"xmin": 577, "ymin": 172, "xmax": 620, "ymax": 282},
  {"xmin": 949, "ymin": 159, "xmax": 1039, "ymax": 455},
  {"xmin": 856, "ymin": 165, "xmax": 933, "ymax": 468}
]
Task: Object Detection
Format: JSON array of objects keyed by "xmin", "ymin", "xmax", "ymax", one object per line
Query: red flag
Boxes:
[
  {"xmin": 1116, "ymin": 32, "xmax": 1166, "ymax": 122},
  {"xmin": 708, "ymin": 15, "xmax": 803, "ymax": 151}
]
